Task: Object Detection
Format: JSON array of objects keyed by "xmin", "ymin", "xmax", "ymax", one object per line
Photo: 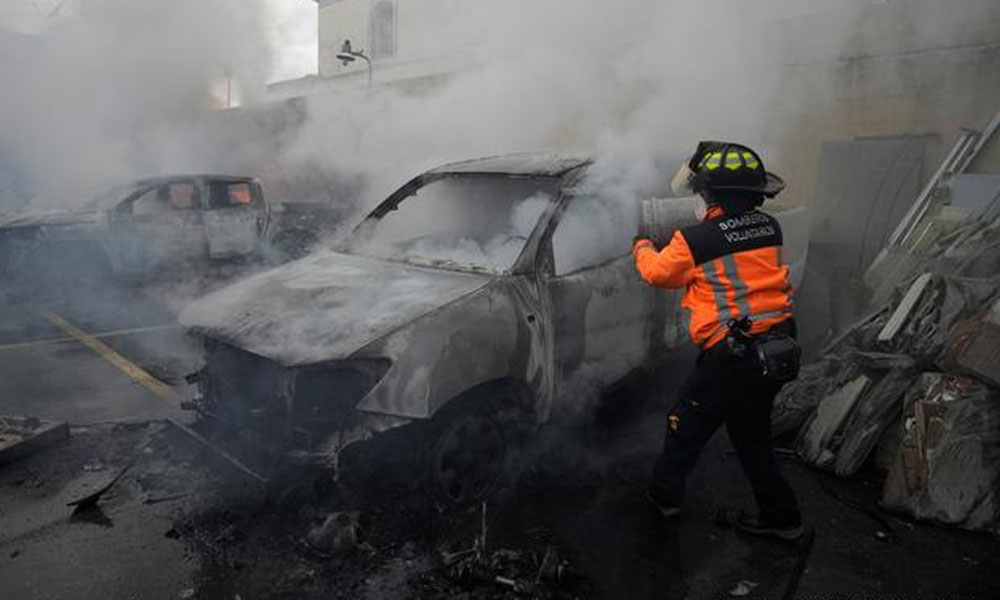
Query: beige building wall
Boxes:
[
  {"xmin": 768, "ymin": 0, "xmax": 1000, "ymax": 207},
  {"xmin": 316, "ymin": 0, "xmax": 468, "ymax": 88}
]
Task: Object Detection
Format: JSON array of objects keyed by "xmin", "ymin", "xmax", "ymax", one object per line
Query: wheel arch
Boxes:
[{"xmin": 430, "ymin": 377, "xmax": 535, "ymax": 425}]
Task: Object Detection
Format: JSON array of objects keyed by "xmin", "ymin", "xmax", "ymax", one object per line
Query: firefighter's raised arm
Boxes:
[{"xmin": 632, "ymin": 231, "xmax": 695, "ymax": 289}]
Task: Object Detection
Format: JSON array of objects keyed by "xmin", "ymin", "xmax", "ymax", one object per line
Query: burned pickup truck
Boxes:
[
  {"xmin": 0, "ymin": 174, "xmax": 269, "ymax": 279},
  {"xmin": 180, "ymin": 154, "xmax": 809, "ymax": 502}
]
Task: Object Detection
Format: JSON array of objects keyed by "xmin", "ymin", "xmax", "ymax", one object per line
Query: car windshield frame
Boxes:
[
  {"xmin": 338, "ymin": 173, "xmax": 565, "ymax": 275},
  {"xmin": 82, "ymin": 182, "xmax": 144, "ymax": 211}
]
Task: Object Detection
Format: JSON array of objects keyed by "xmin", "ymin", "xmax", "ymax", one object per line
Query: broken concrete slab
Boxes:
[
  {"xmin": 0, "ymin": 415, "xmax": 69, "ymax": 465},
  {"xmin": 878, "ymin": 273, "xmax": 933, "ymax": 345},
  {"xmin": 797, "ymin": 375, "xmax": 871, "ymax": 467},
  {"xmin": 773, "ymin": 359, "xmax": 846, "ymax": 437},
  {"xmin": 834, "ymin": 368, "xmax": 916, "ymax": 476},
  {"xmin": 864, "ymin": 274, "xmax": 990, "ymax": 360}
]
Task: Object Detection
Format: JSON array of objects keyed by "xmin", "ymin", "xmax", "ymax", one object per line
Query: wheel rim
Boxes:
[{"xmin": 433, "ymin": 416, "xmax": 505, "ymax": 504}]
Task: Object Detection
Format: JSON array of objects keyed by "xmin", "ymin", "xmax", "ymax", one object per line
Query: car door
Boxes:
[
  {"xmin": 543, "ymin": 193, "xmax": 684, "ymax": 398},
  {"xmin": 202, "ymin": 179, "xmax": 267, "ymax": 259},
  {"xmin": 109, "ymin": 181, "xmax": 206, "ymax": 274}
]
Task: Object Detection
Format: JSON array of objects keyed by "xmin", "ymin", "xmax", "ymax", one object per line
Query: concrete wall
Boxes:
[
  {"xmin": 768, "ymin": 0, "xmax": 1000, "ymax": 207},
  {"xmin": 317, "ymin": 0, "xmax": 467, "ymax": 87}
]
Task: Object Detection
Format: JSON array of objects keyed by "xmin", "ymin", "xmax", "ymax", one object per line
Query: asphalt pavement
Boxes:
[
  {"xmin": 0, "ymin": 277, "xmax": 207, "ymax": 600},
  {"xmin": 0, "ymin": 277, "xmax": 202, "ymax": 422},
  {"xmin": 0, "ymin": 274, "xmax": 997, "ymax": 599}
]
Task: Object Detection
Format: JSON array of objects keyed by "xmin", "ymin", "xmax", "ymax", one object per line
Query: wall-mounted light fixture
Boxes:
[{"xmin": 335, "ymin": 39, "xmax": 372, "ymax": 87}]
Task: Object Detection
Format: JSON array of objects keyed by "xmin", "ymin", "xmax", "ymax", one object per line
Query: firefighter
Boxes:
[{"xmin": 632, "ymin": 141, "xmax": 804, "ymax": 540}]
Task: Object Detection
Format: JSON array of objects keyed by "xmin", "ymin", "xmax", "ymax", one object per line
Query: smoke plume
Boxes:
[
  {"xmin": 0, "ymin": 1, "xmax": 872, "ymax": 221},
  {"xmin": 291, "ymin": 0, "xmax": 790, "ymax": 213},
  {"xmin": 0, "ymin": 0, "xmax": 271, "ymax": 210}
]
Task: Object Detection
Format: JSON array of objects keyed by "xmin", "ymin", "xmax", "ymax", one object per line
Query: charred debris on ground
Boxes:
[{"xmin": 774, "ymin": 112, "xmax": 1000, "ymax": 533}]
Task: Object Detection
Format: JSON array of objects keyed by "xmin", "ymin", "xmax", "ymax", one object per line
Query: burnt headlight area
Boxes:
[
  {"xmin": 192, "ymin": 338, "xmax": 389, "ymax": 454},
  {"xmin": 288, "ymin": 360, "xmax": 390, "ymax": 451},
  {"xmin": 196, "ymin": 339, "xmax": 286, "ymax": 429}
]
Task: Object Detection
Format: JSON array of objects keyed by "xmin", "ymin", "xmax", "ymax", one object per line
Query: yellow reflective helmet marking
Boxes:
[
  {"xmin": 725, "ymin": 151, "xmax": 743, "ymax": 171},
  {"xmin": 700, "ymin": 148, "xmax": 762, "ymax": 172},
  {"xmin": 742, "ymin": 152, "xmax": 760, "ymax": 169},
  {"xmin": 702, "ymin": 151, "xmax": 723, "ymax": 171}
]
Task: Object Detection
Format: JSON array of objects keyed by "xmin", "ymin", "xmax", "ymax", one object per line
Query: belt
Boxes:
[{"xmin": 699, "ymin": 316, "xmax": 797, "ymax": 363}]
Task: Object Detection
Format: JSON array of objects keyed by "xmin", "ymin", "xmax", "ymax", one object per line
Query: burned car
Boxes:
[
  {"xmin": 0, "ymin": 175, "xmax": 269, "ymax": 279},
  {"xmin": 180, "ymin": 154, "xmax": 809, "ymax": 502}
]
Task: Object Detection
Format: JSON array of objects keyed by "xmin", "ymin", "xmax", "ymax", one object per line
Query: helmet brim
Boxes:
[
  {"xmin": 762, "ymin": 172, "xmax": 786, "ymax": 198},
  {"xmin": 709, "ymin": 171, "xmax": 786, "ymax": 198}
]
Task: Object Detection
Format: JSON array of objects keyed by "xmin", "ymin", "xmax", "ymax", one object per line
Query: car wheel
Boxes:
[
  {"xmin": 431, "ymin": 413, "xmax": 506, "ymax": 505},
  {"xmin": 427, "ymin": 384, "xmax": 534, "ymax": 505}
]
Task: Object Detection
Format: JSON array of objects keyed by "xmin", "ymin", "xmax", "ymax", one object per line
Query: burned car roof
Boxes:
[
  {"xmin": 79, "ymin": 174, "xmax": 258, "ymax": 210},
  {"xmin": 423, "ymin": 153, "xmax": 591, "ymax": 178},
  {"xmin": 130, "ymin": 174, "xmax": 258, "ymax": 186}
]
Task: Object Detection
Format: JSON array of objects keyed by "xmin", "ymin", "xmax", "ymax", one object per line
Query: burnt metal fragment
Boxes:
[
  {"xmin": 66, "ymin": 459, "xmax": 134, "ymax": 510},
  {"xmin": 0, "ymin": 415, "xmax": 69, "ymax": 465}
]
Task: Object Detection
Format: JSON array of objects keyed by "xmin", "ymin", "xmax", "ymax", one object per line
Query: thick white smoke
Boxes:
[
  {"xmin": 0, "ymin": 0, "xmax": 272, "ymax": 209},
  {"xmin": 0, "ymin": 1, "xmax": 872, "ymax": 216},
  {"xmin": 289, "ymin": 0, "xmax": 789, "ymax": 213}
]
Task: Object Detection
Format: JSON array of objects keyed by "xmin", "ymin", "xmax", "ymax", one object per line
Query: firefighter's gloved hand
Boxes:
[
  {"xmin": 635, "ymin": 226, "xmax": 673, "ymax": 249},
  {"xmin": 633, "ymin": 236, "xmax": 657, "ymax": 251}
]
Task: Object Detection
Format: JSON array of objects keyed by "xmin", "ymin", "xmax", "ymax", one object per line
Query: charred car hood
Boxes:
[
  {"xmin": 179, "ymin": 251, "xmax": 492, "ymax": 366},
  {"xmin": 0, "ymin": 209, "xmax": 103, "ymax": 230}
]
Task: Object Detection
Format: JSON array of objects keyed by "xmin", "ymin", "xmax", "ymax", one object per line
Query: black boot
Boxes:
[
  {"xmin": 735, "ymin": 512, "xmax": 804, "ymax": 540},
  {"xmin": 647, "ymin": 488, "xmax": 681, "ymax": 518}
]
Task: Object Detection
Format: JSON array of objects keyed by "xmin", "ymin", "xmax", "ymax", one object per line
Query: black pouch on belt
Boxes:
[
  {"xmin": 723, "ymin": 317, "xmax": 754, "ymax": 358},
  {"xmin": 754, "ymin": 333, "xmax": 801, "ymax": 381}
]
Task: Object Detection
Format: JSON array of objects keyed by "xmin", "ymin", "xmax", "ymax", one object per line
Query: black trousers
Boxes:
[{"xmin": 650, "ymin": 341, "xmax": 801, "ymax": 525}]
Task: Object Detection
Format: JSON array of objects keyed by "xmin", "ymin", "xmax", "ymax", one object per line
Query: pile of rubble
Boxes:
[{"xmin": 776, "ymin": 191, "xmax": 1000, "ymax": 530}]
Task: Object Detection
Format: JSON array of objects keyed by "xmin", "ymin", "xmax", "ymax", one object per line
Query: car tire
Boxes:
[{"xmin": 426, "ymin": 384, "xmax": 534, "ymax": 506}]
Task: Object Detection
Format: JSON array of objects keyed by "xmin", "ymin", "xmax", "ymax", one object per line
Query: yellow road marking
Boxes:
[
  {"xmin": 0, "ymin": 323, "xmax": 181, "ymax": 352},
  {"xmin": 45, "ymin": 312, "xmax": 180, "ymax": 408},
  {"xmin": 42, "ymin": 312, "xmax": 267, "ymax": 484}
]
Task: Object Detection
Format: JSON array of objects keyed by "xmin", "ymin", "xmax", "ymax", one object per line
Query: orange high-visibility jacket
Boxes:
[{"xmin": 633, "ymin": 207, "xmax": 793, "ymax": 349}]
